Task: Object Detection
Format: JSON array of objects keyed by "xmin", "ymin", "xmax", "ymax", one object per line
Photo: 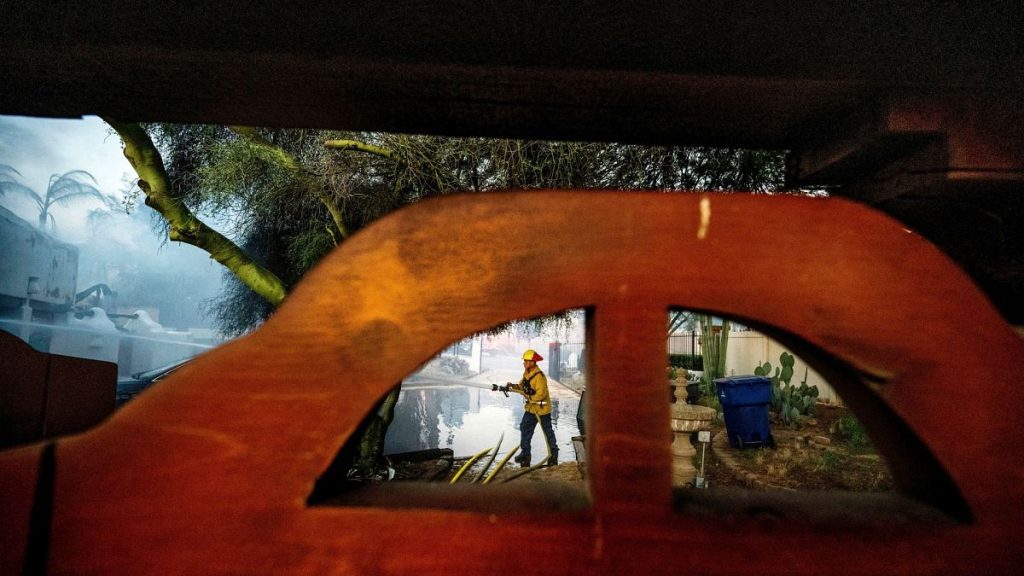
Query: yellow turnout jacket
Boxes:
[{"xmin": 516, "ymin": 366, "xmax": 551, "ymax": 416}]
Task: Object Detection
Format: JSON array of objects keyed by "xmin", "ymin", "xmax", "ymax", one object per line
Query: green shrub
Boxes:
[
  {"xmin": 835, "ymin": 413, "xmax": 871, "ymax": 449},
  {"xmin": 818, "ymin": 449, "xmax": 847, "ymax": 474},
  {"xmin": 696, "ymin": 379, "xmax": 721, "ymax": 414},
  {"xmin": 698, "ymin": 392, "xmax": 721, "ymax": 414},
  {"xmin": 668, "ymin": 354, "xmax": 703, "ymax": 371}
]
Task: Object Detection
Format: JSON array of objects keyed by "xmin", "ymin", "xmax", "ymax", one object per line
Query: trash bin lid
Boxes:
[{"xmin": 714, "ymin": 375, "xmax": 770, "ymax": 387}]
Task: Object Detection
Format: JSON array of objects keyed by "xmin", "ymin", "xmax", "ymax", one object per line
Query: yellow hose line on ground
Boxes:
[
  {"xmin": 472, "ymin": 433, "xmax": 504, "ymax": 483},
  {"xmin": 482, "ymin": 444, "xmax": 521, "ymax": 485},
  {"xmin": 450, "ymin": 446, "xmax": 492, "ymax": 484},
  {"xmin": 536, "ymin": 409, "xmax": 552, "ymax": 459}
]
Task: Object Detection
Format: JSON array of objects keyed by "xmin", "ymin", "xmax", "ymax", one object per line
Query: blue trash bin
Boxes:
[{"xmin": 715, "ymin": 375, "xmax": 775, "ymax": 449}]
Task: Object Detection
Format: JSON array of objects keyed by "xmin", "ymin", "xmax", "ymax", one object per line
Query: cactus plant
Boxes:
[
  {"xmin": 755, "ymin": 353, "xmax": 819, "ymax": 428},
  {"xmin": 779, "ymin": 352, "xmax": 794, "ymax": 387},
  {"xmin": 698, "ymin": 314, "xmax": 730, "ymax": 401}
]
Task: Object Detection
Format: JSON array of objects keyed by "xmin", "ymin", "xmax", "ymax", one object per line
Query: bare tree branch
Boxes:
[
  {"xmin": 229, "ymin": 125, "xmax": 350, "ymax": 239},
  {"xmin": 324, "ymin": 139, "xmax": 395, "ymax": 159}
]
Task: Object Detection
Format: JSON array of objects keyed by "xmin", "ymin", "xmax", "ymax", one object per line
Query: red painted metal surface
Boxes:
[{"xmin": 1, "ymin": 191, "xmax": 1022, "ymax": 574}]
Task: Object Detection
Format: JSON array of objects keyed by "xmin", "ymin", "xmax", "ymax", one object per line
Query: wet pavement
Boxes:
[{"xmin": 384, "ymin": 368, "xmax": 581, "ymax": 463}]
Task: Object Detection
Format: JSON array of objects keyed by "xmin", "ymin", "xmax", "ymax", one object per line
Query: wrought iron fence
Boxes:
[
  {"xmin": 551, "ymin": 334, "xmax": 702, "ymax": 386},
  {"xmin": 668, "ymin": 332, "xmax": 699, "ymax": 356}
]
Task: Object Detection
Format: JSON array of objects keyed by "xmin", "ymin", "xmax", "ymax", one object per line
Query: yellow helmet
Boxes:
[{"xmin": 522, "ymin": 349, "xmax": 544, "ymax": 362}]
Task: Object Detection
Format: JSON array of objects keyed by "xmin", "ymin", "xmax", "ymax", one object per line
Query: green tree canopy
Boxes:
[{"xmin": 116, "ymin": 124, "xmax": 787, "ymax": 335}]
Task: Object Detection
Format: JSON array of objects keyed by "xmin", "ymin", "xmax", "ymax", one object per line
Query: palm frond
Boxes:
[
  {"xmin": 58, "ymin": 170, "xmax": 100, "ymax": 185},
  {"xmin": 0, "ymin": 164, "xmax": 41, "ymax": 202},
  {"xmin": 45, "ymin": 170, "xmax": 107, "ymax": 219},
  {"xmin": 0, "ymin": 164, "xmax": 25, "ymax": 179},
  {"xmin": 49, "ymin": 178, "xmax": 102, "ymax": 197},
  {"xmin": 50, "ymin": 188, "xmax": 109, "ymax": 207},
  {"xmin": 0, "ymin": 180, "xmax": 38, "ymax": 199}
]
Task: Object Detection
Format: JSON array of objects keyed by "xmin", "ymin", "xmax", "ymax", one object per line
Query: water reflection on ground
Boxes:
[{"xmin": 384, "ymin": 379, "xmax": 581, "ymax": 460}]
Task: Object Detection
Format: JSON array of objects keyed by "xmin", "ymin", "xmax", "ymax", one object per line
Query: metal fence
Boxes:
[
  {"xmin": 667, "ymin": 332, "xmax": 700, "ymax": 356},
  {"xmin": 548, "ymin": 341, "xmax": 586, "ymax": 384},
  {"xmin": 552, "ymin": 335, "xmax": 698, "ymax": 379}
]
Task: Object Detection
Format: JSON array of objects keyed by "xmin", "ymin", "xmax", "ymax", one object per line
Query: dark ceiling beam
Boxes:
[
  {"xmin": 1, "ymin": 45, "xmax": 867, "ymax": 147},
  {"xmin": 790, "ymin": 96, "xmax": 1024, "ymax": 197},
  {"xmin": 2, "ymin": 1, "xmax": 1023, "ymax": 320},
  {"xmin": 2, "ymin": 2, "xmax": 1020, "ymax": 84},
  {"xmin": 1, "ymin": 2, "xmax": 1021, "ymax": 146},
  {"xmin": 789, "ymin": 95, "xmax": 1024, "ymax": 322}
]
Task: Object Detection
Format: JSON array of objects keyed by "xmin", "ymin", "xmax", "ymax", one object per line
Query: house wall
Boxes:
[{"xmin": 0, "ymin": 205, "xmax": 78, "ymax": 312}]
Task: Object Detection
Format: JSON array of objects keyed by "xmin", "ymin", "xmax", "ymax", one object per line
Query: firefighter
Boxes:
[{"xmin": 506, "ymin": 349, "xmax": 558, "ymax": 467}]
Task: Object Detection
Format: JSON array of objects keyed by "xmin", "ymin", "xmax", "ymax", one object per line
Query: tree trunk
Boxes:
[
  {"xmin": 351, "ymin": 385, "xmax": 402, "ymax": 477},
  {"xmin": 104, "ymin": 119, "xmax": 288, "ymax": 307}
]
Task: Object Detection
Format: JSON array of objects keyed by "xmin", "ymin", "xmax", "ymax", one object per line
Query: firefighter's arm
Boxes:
[{"xmin": 509, "ymin": 381, "xmax": 535, "ymax": 400}]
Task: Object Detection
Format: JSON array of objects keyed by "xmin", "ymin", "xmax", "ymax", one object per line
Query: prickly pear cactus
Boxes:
[
  {"xmin": 756, "ymin": 354, "xmax": 819, "ymax": 427},
  {"xmin": 754, "ymin": 361, "xmax": 772, "ymax": 377},
  {"xmin": 779, "ymin": 352, "xmax": 795, "ymax": 387}
]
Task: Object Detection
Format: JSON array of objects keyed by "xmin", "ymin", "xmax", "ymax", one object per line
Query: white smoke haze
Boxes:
[
  {"xmin": 0, "ymin": 115, "xmax": 224, "ymax": 330},
  {"xmin": 0, "ymin": 115, "xmax": 125, "ymax": 241}
]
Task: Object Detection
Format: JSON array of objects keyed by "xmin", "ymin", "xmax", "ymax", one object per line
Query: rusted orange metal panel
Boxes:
[{"xmin": 1, "ymin": 192, "xmax": 1022, "ymax": 574}]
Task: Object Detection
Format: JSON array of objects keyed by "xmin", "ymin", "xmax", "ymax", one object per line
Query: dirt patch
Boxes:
[
  {"xmin": 444, "ymin": 457, "xmax": 583, "ymax": 484},
  {"xmin": 703, "ymin": 404, "xmax": 894, "ymax": 492}
]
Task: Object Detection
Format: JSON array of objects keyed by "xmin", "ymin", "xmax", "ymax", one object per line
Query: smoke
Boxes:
[{"xmin": 0, "ymin": 115, "xmax": 224, "ymax": 330}]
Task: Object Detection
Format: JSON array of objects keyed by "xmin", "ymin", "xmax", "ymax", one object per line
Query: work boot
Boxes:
[
  {"xmin": 515, "ymin": 454, "xmax": 530, "ymax": 467},
  {"xmin": 546, "ymin": 453, "xmax": 559, "ymax": 467}
]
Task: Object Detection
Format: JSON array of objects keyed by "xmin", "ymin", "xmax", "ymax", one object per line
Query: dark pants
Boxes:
[{"xmin": 520, "ymin": 411, "xmax": 558, "ymax": 464}]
